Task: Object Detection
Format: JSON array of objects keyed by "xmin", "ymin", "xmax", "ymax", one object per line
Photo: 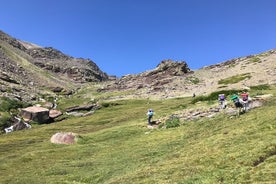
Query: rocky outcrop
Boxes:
[
  {"xmin": 65, "ymin": 103, "xmax": 100, "ymax": 112},
  {"xmin": 102, "ymin": 60, "xmax": 191, "ymax": 92},
  {"xmin": 149, "ymin": 60, "xmax": 190, "ymax": 76},
  {"xmin": 20, "ymin": 106, "xmax": 50, "ymax": 124}
]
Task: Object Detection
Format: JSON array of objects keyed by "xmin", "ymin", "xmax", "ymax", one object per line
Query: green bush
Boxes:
[
  {"xmin": 165, "ymin": 116, "xmax": 180, "ymax": 128},
  {"xmin": 0, "ymin": 112, "xmax": 12, "ymax": 130},
  {"xmin": 0, "ymin": 97, "xmax": 24, "ymax": 111}
]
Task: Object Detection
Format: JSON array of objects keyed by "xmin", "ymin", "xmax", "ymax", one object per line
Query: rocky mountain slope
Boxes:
[
  {"xmin": 0, "ymin": 30, "xmax": 109, "ymax": 101},
  {"xmin": 100, "ymin": 49, "xmax": 276, "ymax": 99},
  {"xmin": 1, "ymin": 30, "xmax": 275, "ymax": 102}
]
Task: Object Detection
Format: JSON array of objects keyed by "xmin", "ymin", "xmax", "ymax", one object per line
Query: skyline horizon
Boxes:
[
  {"xmin": 1, "ymin": 1, "xmax": 275, "ymax": 77},
  {"xmin": 2, "ymin": 28, "xmax": 274, "ymax": 77}
]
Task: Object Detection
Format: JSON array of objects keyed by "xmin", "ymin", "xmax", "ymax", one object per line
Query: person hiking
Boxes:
[
  {"xmin": 240, "ymin": 92, "xmax": 250, "ymax": 112},
  {"xmin": 231, "ymin": 94, "xmax": 244, "ymax": 115},
  {"xmin": 218, "ymin": 94, "xmax": 226, "ymax": 109},
  {"xmin": 147, "ymin": 109, "xmax": 154, "ymax": 126}
]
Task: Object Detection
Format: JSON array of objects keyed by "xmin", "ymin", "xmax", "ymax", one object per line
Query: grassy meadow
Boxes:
[{"xmin": 0, "ymin": 86, "xmax": 275, "ymax": 183}]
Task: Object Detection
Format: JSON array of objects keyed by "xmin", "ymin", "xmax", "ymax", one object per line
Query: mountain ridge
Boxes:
[
  {"xmin": 0, "ymin": 30, "xmax": 109, "ymax": 101},
  {"xmin": 0, "ymin": 30, "xmax": 275, "ymax": 102}
]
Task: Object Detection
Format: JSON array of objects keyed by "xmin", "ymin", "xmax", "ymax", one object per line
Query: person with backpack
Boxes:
[
  {"xmin": 231, "ymin": 94, "xmax": 244, "ymax": 115},
  {"xmin": 218, "ymin": 94, "xmax": 226, "ymax": 109},
  {"xmin": 240, "ymin": 92, "xmax": 250, "ymax": 112},
  {"xmin": 147, "ymin": 109, "xmax": 154, "ymax": 126}
]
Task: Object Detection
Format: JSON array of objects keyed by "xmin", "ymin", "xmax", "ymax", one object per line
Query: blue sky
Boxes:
[{"xmin": 1, "ymin": 0, "xmax": 275, "ymax": 77}]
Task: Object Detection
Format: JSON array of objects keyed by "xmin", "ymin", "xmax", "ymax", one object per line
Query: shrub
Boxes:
[
  {"xmin": 0, "ymin": 97, "xmax": 26, "ymax": 111},
  {"xmin": 191, "ymin": 89, "xmax": 247, "ymax": 104},
  {"xmin": 165, "ymin": 116, "xmax": 180, "ymax": 128},
  {"xmin": 0, "ymin": 112, "xmax": 12, "ymax": 130}
]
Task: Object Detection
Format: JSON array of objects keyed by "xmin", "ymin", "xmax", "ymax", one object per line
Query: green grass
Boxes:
[
  {"xmin": 218, "ymin": 73, "xmax": 251, "ymax": 85},
  {"xmin": 0, "ymin": 87, "xmax": 275, "ymax": 183},
  {"xmin": 250, "ymin": 84, "xmax": 270, "ymax": 90}
]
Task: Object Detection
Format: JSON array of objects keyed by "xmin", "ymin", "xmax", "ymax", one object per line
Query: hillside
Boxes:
[
  {"xmin": 0, "ymin": 30, "xmax": 108, "ymax": 101},
  {"xmin": 0, "ymin": 84, "xmax": 275, "ymax": 183},
  {"xmin": 99, "ymin": 49, "xmax": 276, "ymax": 100},
  {"xmin": 0, "ymin": 31, "xmax": 275, "ymax": 183}
]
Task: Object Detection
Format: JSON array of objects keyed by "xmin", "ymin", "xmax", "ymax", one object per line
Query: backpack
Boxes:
[
  {"xmin": 219, "ymin": 94, "xmax": 225, "ymax": 101},
  {"xmin": 148, "ymin": 110, "xmax": 154, "ymax": 117}
]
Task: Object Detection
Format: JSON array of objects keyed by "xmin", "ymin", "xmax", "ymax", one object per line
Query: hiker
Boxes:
[
  {"xmin": 240, "ymin": 92, "xmax": 250, "ymax": 112},
  {"xmin": 231, "ymin": 94, "xmax": 244, "ymax": 114},
  {"xmin": 147, "ymin": 109, "xmax": 154, "ymax": 126},
  {"xmin": 218, "ymin": 94, "xmax": 226, "ymax": 109},
  {"xmin": 193, "ymin": 93, "xmax": 196, "ymax": 98}
]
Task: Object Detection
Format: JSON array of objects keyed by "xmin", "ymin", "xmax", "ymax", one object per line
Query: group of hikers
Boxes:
[
  {"xmin": 218, "ymin": 92, "xmax": 250, "ymax": 112},
  {"xmin": 147, "ymin": 92, "xmax": 251, "ymax": 126}
]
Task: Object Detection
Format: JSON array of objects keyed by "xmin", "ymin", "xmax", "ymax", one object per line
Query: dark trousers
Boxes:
[{"xmin": 148, "ymin": 116, "xmax": 152, "ymax": 125}]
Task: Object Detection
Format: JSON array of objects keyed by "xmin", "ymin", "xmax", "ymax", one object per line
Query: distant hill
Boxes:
[{"xmin": 0, "ymin": 30, "xmax": 109, "ymax": 101}]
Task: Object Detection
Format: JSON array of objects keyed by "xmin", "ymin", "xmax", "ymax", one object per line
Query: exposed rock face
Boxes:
[
  {"xmin": 102, "ymin": 59, "xmax": 191, "ymax": 92},
  {"xmin": 28, "ymin": 47, "xmax": 108, "ymax": 83},
  {"xmin": 20, "ymin": 106, "xmax": 50, "ymax": 124},
  {"xmin": 150, "ymin": 60, "xmax": 190, "ymax": 76}
]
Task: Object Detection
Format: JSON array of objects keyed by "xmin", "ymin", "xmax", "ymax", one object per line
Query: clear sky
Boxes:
[{"xmin": 1, "ymin": 0, "xmax": 275, "ymax": 77}]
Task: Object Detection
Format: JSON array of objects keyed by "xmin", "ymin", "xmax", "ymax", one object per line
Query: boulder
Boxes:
[
  {"xmin": 65, "ymin": 103, "xmax": 100, "ymax": 112},
  {"xmin": 50, "ymin": 132, "xmax": 77, "ymax": 144},
  {"xmin": 21, "ymin": 106, "xmax": 49, "ymax": 124},
  {"xmin": 49, "ymin": 109, "xmax": 63, "ymax": 119}
]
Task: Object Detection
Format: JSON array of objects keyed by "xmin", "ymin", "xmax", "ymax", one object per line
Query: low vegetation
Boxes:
[
  {"xmin": 218, "ymin": 73, "xmax": 251, "ymax": 85},
  {"xmin": 191, "ymin": 89, "xmax": 247, "ymax": 104},
  {"xmin": 250, "ymin": 56, "xmax": 261, "ymax": 63},
  {"xmin": 186, "ymin": 76, "xmax": 200, "ymax": 84},
  {"xmin": 250, "ymin": 84, "xmax": 270, "ymax": 90},
  {"xmin": 0, "ymin": 85, "xmax": 275, "ymax": 183}
]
